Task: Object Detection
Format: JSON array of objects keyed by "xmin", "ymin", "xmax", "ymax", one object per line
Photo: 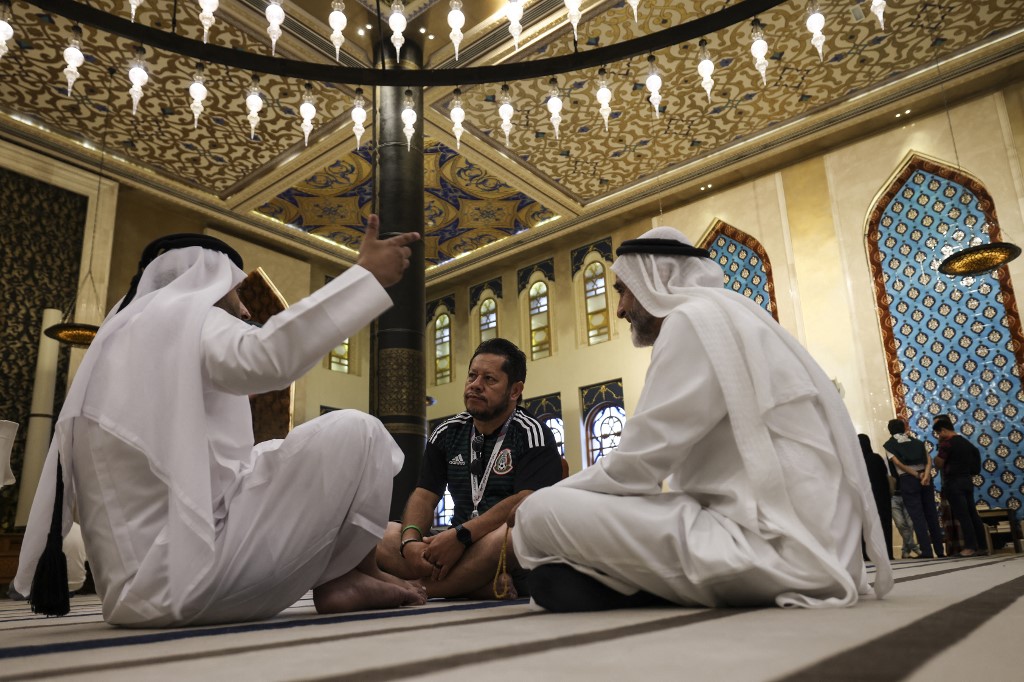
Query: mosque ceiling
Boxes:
[{"xmin": 0, "ymin": 0, "xmax": 1022, "ymax": 278}]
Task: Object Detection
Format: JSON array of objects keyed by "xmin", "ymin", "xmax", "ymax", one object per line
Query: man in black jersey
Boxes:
[{"xmin": 376, "ymin": 338, "xmax": 562, "ymax": 598}]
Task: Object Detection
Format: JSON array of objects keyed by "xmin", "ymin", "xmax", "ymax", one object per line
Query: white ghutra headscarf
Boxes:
[
  {"xmin": 14, "ymin": 245, "xmax": 246, "ymax": 618},
  {"xmin": 612, "ymin": 227, "xmax": 893, "ymax": 606}
]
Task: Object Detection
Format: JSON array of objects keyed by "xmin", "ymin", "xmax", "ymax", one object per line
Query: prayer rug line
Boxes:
[
  {"xmin": 295, "ymin": 608, "xmax": 752, "ymax": 682},
  {"xmin": 891, "ymin": 555, "xmax": 1022, "ymax": 584},
  {"xmin": 772, "ymin": 572, "xmax": 1024, "ymax": 681},
  {"xmin": 0, "ymin": 599, "xmax": 529, "ymax": 662},
  {"xmin": 0, "ymin": 611, "xmax": 541, "ymax": 681}
]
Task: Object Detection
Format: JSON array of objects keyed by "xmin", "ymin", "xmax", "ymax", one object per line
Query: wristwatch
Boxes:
[{"xmin": 454, "ymin": 524, "xmax": 473, "ymax": 547}]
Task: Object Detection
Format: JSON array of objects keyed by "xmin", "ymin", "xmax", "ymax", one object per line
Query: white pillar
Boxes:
[{"xmin": 14, "ymin": 308, "xmax": 62, "ymax": 526}]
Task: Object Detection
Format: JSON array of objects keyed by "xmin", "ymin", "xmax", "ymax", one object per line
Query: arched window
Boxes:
[
  {"xmin": 583, "ymin": 261, "xmax": 610, "ymax": 344},
  {"xmin": 586, "ymin": 403, "xmax": 625, "ymax": 466},
  {"xmin": 544, "ymin": 417, "xmax": 565, "ymax": 456},
  {"xmin": 434, "ymin": 313, "xmax": 452, "ymax": 385},
  {"xmin": 529, "ymin": 281, "xmax": 551, "ymax": 360},
  {"xmin": 327, "ymin": 339, "xmax": 350, "ymax": 373},
  {"xmin": 479, "ymin": 297, "xmax": 497, "ymax": 342}
]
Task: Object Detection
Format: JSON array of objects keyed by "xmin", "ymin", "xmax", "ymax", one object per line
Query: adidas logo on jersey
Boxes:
[{"xmin": 448, "ymin": 454, "xmax": 467, "ymax": 466}]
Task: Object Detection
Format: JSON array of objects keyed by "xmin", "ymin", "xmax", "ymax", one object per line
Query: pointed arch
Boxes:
[
  {"xmin": 698, "ymin": 220, "xmax": 778, "ymax": 321},
  {"xmin": 866, "ymin": 153, "xmax": 1024, "ymax": 510}
]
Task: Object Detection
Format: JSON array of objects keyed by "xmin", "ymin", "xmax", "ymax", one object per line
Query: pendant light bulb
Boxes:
[
  {"xmin": 448, "ymin": 0, "xmax": 465, "ymax": 61},
  {"xmin": 401, "ymin": 89, "xmax": 416, "ymax": 151},
  {"xmin": 389, "ymin": 1, "xmax": 407, "ymax": 62},
  {"xmin": 564, "ymin": 0, "xmax": 582, "ymax": 42},
  {"xmin": 626, "ymin": 0, "xmax": 640, "ymax": 24},
  {"xmin": 547, "ymin": 78, "xmax": 563, "ymax": 140},
  {"xmin": 198, "ymin": 0, "xmax": 218, "ymax": 43},
  {"xmin": 506, "ymin": 0, "xmax": 523, "ymax": 51},
  {"xmin": 0, "ymin": 0, "xmax": 13, "ymax": 61},
  {"xmin": 697, "ymin": 38, "xmax": 714, "ymax": 103},
  {"xmin": 806, "ymin": 1, "xmax": 825, "ymax": 61},
  {"xmin": 328, "ymin": 1, "xmax": 347, "ymax": 61},
  {"xmin": 188, "ymin": 63, "xmax": 207, "ymax": 128},
  {"xmin": 127, "ymin": 47, "xmax": 148, "ymax": 116},
  {"xmin": 498, "ymin": 83, "xmax": 514, "ymax": 145},
  {"xmin": 645, "ymin": 55, "xmax": 662, "ymax": 118},
  {"xmin": 871, "ymin": 0, "xmax": 886, "ymax": 30},
  {"xmin": 351, "ymin": 87, "xmax": 367, "ymax": 149},
  {"xmin": 300, "ymin": 82, "xmax": 317, "ymax": 146},
  {"xmin": 266, "ymin": 0, "xmax": 285, "ymax": 56},
  {"xmin": 450, "ymin": 88, "xmax": 465, "ymax": 149},
  {"xmin": 245, "ymin": 75, "xmax": 264, "ymax": 140},
  {"xmin": 595, "ymin": 67, "xmax": 612, "ymax": 132},
  {"xmin": 129, "ymin": 0, "xmax": 143, "ymax": 23},
  {"xmin": 750, "ymin": 18, "xmax": 769, "ymax": 86},
  {"xmin": 63, "ymin": 25, "xmax": 85, "ymax": 95}
]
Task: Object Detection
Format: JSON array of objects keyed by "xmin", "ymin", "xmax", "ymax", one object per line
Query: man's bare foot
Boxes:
[
  {"xmin": 358, "ymin": 550, "xmax": 428, "ymax": 601},
  {"xmin": 313, "ymin": 569, "xmax": 425, "ymax": 614}
]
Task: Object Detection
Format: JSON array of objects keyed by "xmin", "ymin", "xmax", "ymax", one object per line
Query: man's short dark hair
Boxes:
[
  {"xmin": 933, "ymin": 417, "xmax": 955, "ymax": 432},
  {"xmin": 470, "ymin": 338, "xmax": 527, "ymax": 388},
  {"xmin": 887, "ymin": 419, "xmax": 906, "ymax": 435}
]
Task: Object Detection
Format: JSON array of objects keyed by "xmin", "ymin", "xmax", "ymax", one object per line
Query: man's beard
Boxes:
[
  {"xmin": 629, "ymin": 306, "xmax": 661, "ymax": 347},
  {"xmin": 466, "ymin": 388, "xmax": 513, "ymax": 422}
]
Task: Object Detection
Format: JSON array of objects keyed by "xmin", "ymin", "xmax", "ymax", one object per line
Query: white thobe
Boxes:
[
  {"xmin": 513, "ymin": 311, "xmax": 871, "ymax": 608},
  {"xmin": 17, "ymin": 265, "xmax": 402, "ymax": 626}
]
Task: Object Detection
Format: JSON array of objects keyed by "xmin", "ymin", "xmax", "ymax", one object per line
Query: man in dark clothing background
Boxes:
[{"xmin": 933, "ymin": 417, "xmax": 987, "ymax": 557}]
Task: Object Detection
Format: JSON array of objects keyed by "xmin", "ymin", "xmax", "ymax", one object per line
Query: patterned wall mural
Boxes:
[
  {"xmin": 257, "ymin": 140, "xmax": 556, "ymax": 265},
  {"xmin": 700, "ymin": 221, "xmax": 778, "ymax": 320},
  {"xmin": 0, "ymin": 169, "xmax": 86, "ymax": 532},
  {"xmin": 868, "ymin": 154, "xmax": 1024, "ymax": 511}
]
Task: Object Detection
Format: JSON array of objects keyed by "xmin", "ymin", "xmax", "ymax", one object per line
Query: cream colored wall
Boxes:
[{"xmin": 426, "ymin": 220, "xmax": 654, "ymax": 475}]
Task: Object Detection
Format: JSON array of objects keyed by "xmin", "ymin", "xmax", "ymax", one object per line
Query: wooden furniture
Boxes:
[
  {"xmin": 0, "ymin": 532, "xmax": 24, "ymax": 592},
  {"xmin": 977, "ymin": 508, "xmax": 1023, "ymax": 553}
]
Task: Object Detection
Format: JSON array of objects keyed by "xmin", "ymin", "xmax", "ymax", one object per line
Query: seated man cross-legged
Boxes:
[
  {"xmin": 15, "ymin": 217, "xmax": 424, "ymax": 626},
  {"xmin": 511, "ymin": 227, "xmax": 893, "ymax": 612},
  {"xmin": 377, "ymin": 338, "xmax": 562, "ymax": 599}
]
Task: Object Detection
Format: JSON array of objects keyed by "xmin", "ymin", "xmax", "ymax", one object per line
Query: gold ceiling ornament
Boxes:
[{"xmin": 938, "ymin": 241, "xmax": 1021, "ymax": 278}]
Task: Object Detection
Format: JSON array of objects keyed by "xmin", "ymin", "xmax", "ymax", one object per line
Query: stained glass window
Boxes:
[
  {"xmin": 584, "ymin": 262, "xmax": 610, "ymax": 345},
  {"xmin": 479, "ymin": 297, "xmax": 497, "ymax": 342},
  {"xmin": 327, "ymin": 339, "xmax": 350, "ymax": 373},
  {"xmin": 529, "ymin": 281, "xmax": 551, "ymax": 360},
  {"xmin": 434, "ymin": 313, "xmax": 452, "ymax": 385},
  {"xmin": 586, "ymin": 404, "xmax": 625, "ymax": 466}
]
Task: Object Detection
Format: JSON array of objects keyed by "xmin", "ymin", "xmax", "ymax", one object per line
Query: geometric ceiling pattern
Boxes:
[
  {"xmin": 257, "ymin": 139, "xmax": 556, "ymax": 265},
  {"xmin": 0, "ymin": 0, "xmax": 1022, "ymax": 276}
]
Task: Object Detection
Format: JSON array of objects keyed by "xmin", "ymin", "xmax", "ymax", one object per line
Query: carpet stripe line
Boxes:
[
  {"xmin": 0, "ymin": 599, "xmax": 528, "ymax": 660},
  {"xmin": 772, "ymin": 572, "xmax": 1024, "ymax": 681},
  {"xmin": 0, "ymin": 612, "xmax": 543, "ymax": 681},
  {"xmin": 297, "ymin": 609, "xmax": 751, "ymax": 682}
]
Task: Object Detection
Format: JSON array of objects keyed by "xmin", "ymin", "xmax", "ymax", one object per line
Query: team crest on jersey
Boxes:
[{"xmin": 492, "ymin": 448, "xmax": 513, "ymax": 475}]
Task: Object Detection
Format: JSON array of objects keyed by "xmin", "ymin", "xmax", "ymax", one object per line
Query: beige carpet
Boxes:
[{"xmin": 2, "ymin": 554, "xmax": 1023, "ymax": 681}]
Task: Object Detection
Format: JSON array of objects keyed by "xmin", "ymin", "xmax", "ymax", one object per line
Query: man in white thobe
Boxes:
[
  {"xmin": 512, "ymin": 227, "xmax": 893, "ymax": 611},
  {"xmin": 14, "ymin": 217, "xmax": 423, "ymax": 626}
]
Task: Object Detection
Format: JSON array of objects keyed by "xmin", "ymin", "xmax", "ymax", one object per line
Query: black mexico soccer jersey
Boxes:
[{"xmin": 417, "ymin": 408, "xmax": 562, "ymax": 526}]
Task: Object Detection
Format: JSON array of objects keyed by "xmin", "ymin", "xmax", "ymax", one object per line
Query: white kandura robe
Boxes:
[
  {"xmin": 15, "ymin": 263, "xmax": 402, "ymax": 626},
  {"xmin": 514, "ymin": 308, "xmax": 888, "ymax": 608}
]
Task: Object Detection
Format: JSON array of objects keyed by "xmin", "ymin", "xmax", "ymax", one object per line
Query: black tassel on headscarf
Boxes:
[{"xmin": 29, "ymin": 457, "xmax": 70, "ymax": 617}]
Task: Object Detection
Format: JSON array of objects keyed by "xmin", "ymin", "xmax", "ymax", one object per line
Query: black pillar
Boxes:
[{"xmin": 370, "ymin": 40, "xmax": 426, "ymax": 520}]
